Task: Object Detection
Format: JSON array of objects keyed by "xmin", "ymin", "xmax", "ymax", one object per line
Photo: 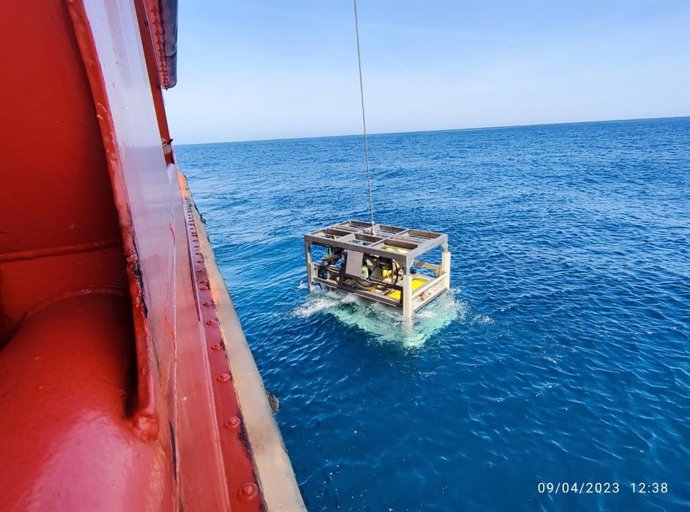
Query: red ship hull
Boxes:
[{"xmin": 0, "ymin": 1, "xmax": 304, "ymax": 510}]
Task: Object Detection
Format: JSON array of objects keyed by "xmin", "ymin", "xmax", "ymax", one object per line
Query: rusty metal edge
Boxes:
[
  {"xmin": 65, "ymin": 0, "xmax": 159, "ymax": 440},
  {"xmin": 180, "ymin": 174, "xmax": 307, "ymax": 512}
]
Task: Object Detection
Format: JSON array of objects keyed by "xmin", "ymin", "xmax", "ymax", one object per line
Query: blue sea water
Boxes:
[{"xmin": 176, "ymin": 117, "xmax": 690, "ymax": 512}]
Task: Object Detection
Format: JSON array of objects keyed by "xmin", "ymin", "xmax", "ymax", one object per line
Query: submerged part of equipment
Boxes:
[{"xmin": 304, "ymin": 221, "xmax": 451, "ymax": 319}]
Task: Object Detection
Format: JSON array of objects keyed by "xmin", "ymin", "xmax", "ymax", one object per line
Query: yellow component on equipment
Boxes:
[
  {"xmin": 386, "ymin": 277, "xmax": 428, "ymax": 301},
  {"xmin": 381, "ymin": 245, "xmax": 410, "ymax": 254}
]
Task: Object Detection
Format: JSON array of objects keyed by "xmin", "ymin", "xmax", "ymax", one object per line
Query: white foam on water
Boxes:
[
  {"xmin": 293, "ymin": 290, "xmax": 341, "ymax": 318},
  {"xmin": 472, "ymin": 314, "xmax": 494, "ymax": 325},
  {"xmin": 295, "ymin": 287, "xmax": 466, "ymax": 348}
]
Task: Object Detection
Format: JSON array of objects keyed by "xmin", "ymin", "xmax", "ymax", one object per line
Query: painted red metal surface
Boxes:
[
  {"xmin": 142, "ymin": 0, "xmax": 173, "ymax": 89},
  {"xmin": 135, "ymin": 0, "xmax": 175, "ymax": 164},
  {"xmin": 0, "ymin": 0, "xmax": 126, "ymax": 346},
  {"xmin": 0, "ymin": 292, "xmax": 171, "ymax": 510},
  {"xmin": 0, "ymin": 0, "xmax": 265, "ymax": 510},
  {"xmin": 181, "ymin": 185, "xmax": 263, "ymax": 512}
]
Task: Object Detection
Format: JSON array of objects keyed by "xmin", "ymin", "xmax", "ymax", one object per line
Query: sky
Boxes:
[{"xmin": 165, "ymin": 0, "xmax": 690, "ymax": 144}]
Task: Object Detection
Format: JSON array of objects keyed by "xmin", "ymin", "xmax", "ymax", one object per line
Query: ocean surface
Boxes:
[{"xmin": 176, "ymin": 117, "xmax": 690, "ymax": 512}]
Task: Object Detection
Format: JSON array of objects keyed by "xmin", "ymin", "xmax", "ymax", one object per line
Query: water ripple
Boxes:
[{"xmin": 177, "ymin": 118, "xmax": 690, "ymax": 511}]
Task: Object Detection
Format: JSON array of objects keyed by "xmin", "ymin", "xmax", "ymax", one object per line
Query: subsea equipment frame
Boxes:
[{"xmin": 304, "ymin": 220, "xmax": 451, "ymax": 319}]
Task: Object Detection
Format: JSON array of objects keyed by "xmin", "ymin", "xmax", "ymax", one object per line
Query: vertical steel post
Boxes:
[
  {"xmin": 304, "ymin": 241, "xmax": 313, "ymax": 291},
  {"xmin": 402, "ymin": 269, "xmax": 413, "ymax": 320},
  {"xmin": 441, "ymin": 249, "xmax": 451, "ymax": 289}
]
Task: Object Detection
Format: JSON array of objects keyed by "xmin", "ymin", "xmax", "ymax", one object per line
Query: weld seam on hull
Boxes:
[{"xmin": 0, "ymin": 238, "xmax": 121, "ymax": 263}]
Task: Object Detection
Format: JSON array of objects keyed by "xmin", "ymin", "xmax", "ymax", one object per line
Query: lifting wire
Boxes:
[{"xmin": 353, "ymin": 0, "xmax": 376, "ymax": 233}]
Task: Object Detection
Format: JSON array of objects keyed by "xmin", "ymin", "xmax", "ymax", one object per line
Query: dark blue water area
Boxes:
[{"xmin": 176, "ymin": 118, "xmax": 690, "ymax": 512}]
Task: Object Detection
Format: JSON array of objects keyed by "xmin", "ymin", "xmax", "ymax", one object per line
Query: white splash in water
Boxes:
[
  {"xmin": 472, "ymin": 314, "xmax": 494, "ymax": 325},
  {"xmin": 295, "ymin": 288, "xmax": 466, "ymax": 348},
  {"xmin": 293, "ymin": 291, "xmax": 341, "ymax": 318}
]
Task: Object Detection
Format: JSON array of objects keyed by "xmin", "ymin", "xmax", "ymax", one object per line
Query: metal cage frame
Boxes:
[{"xmin": 304, "ymin": 220, "xmax": 451, "ymax": 319}]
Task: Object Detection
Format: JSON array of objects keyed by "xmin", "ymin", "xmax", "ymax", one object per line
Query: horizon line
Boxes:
[{"xmin": 174, "ymin": 115, "xmax": 689, "ymax": 147}]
